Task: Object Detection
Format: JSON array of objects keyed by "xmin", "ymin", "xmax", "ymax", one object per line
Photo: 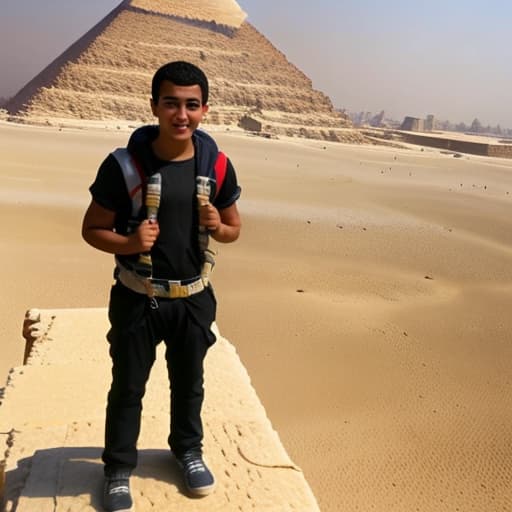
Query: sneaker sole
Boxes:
[
  {"xmin": 186, "ymin": 482, "xmax": 216, "ymax": 497},
  {"xmin": 104, "ymin": 503, "xmax": 134, "ymax": 512}
]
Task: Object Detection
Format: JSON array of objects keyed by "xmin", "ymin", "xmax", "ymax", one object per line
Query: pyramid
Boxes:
[{"xmin": 6, "ymin": 0, "xmax": 355, "ymax": 141}]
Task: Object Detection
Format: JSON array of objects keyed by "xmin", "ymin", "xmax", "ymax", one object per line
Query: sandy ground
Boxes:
[{"xmin": 1, "ymin": 121, "xmax": 512, "ymax": 511}]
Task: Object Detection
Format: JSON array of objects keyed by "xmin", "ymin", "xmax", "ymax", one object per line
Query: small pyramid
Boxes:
[{"xmin": 6, "ymin": 0, "xmax": 354, "ymax": 141}]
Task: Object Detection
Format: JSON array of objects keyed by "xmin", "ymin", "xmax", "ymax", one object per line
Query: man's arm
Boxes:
[
  {"xmin": 82, "ymin": 200, "xmax": 159, "ymax": 254},
  {"xmin": 200, "ymin": 202, "xmax": 241, "ymax": 243}
]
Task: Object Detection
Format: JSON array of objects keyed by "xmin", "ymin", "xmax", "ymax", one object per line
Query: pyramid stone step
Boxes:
[{"xmin": 1, "ymin": 309, "xmax": 320, "ymax": 511}]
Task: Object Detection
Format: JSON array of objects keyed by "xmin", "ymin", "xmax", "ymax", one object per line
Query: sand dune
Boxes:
[{"xmin": 1, "ymin": 121, "xmax": 512, "ymax": 511}]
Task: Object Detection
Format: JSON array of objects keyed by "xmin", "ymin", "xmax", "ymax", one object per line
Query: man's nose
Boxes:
[{"xmin": 176, "ymin": 104, "xmax": 188, "ymax": 117}]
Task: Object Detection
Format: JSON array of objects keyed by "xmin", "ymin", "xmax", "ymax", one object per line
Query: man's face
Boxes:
[{"xmin": 151, "ymin": 80, "xmax": 208, "ymax": 141}]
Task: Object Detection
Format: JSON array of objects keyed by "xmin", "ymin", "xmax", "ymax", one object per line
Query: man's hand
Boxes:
[
  {"xmin": 200, "ymin": 202, "xmax": 241, "ymax": 243},
  {"xmin": 83, "ymin": 200, "xmax": 161, "ymax": 255},
  {"xmin": 199, "ymin": 203, "xmax": 221, "ymax": 232},
  {"xmin": 131, "ymin": 219, "xmax": 160, "ymax": 252}
]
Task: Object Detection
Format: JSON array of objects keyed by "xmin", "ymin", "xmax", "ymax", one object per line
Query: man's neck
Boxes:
[{"xmin": 151, "ymin": 137, "xmax": 194, "ymax": 162}]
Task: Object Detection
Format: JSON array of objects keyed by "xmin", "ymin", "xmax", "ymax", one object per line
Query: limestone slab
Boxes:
[{"xmin": 1, "ymin": 308, "xmax": 320, "ymax": 511}]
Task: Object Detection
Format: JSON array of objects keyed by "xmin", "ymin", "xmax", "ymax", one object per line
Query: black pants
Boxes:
[{"xmin": 102, "ymin": 282, "xmax": 216, "ymax": 473}]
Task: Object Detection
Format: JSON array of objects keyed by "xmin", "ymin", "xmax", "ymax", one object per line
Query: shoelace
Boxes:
[
  {"xmin": 182, "ymin": 455, "xmax": 206, "ymax": 474},
  {"xmin": 107, "ymin": 475, "xmax": 130, "ymax": 495},
  {"xmin": 108, "ymin": 484, "xmax": 129, "ymax": 496}
]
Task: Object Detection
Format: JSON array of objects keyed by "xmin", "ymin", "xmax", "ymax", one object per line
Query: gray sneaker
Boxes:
[
  {"xmin": 176, "ymin": 450, "xmax": 216, "ymax": 496},
  {"xmin": 103, "ymin": 469, "xmax": 133, "ymax": 511}
]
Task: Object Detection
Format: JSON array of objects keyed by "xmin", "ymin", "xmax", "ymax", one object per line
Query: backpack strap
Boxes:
[
  {"xmin": 113, "ymin": 148, "xmax": 227, "ymax": 206},
  {"xmin": 111, "ymin": 148, "xmax": 145, "ymax": 217},
  {"xmin": 111, "ymin": 146, "xmax": 228, "ymax": 294},
  {"xmin": 214, "ymin": 151, "xmax": 227, "ymax": 199}
]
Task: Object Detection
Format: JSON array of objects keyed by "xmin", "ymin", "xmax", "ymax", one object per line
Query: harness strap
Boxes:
[
  {"xmin": 115, "ymin": 259, "xmax": 206, "ymax": 299},
  {"xmin": 111, "ymin": 148, "xmax": 145, "ymax": 217},
  {"xmin": 113, "ymin": 148, "xmax": 228, "ymax": 210},
  {"xmin": 214, "ymin": 151, "xmax": 228, "ymax": 195},
  {"xmin": 132, "ymin": 172, "xmax": 162, "ymax": 279},
  {"xmin": 112, "ymin": 147, "xmax": 228, "ymax": 298}
]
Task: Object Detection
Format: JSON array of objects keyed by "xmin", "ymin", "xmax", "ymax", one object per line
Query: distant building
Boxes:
[
  {"xmin": 400, "ymin": 114, "xmax": 435, "ymax": 132},
  {"xmin": 424, "ymin": 114, "xmax": 436, "ymax": 131},
  {"xmin": 400, "ymin": 116, "xmax": 424, "ymax": 132}
]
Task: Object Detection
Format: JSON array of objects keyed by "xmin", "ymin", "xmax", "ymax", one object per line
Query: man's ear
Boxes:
[
  {"xmin": 202, "ymin": 104, "xmax": 209, "ymax": 115},
  {"xmin": 150, "ymin": 98, "xmax": 157, "ymax": 116}
]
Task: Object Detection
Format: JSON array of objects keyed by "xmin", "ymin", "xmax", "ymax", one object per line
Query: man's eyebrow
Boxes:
[{"xmin": 161, "ymin": 95, "xmax": 201, "ymax": 102}]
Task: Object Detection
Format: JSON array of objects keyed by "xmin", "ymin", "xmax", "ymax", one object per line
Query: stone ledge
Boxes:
[{"xmin": 1, "ymin": 308, "xmax": 320, "ymax": 511}]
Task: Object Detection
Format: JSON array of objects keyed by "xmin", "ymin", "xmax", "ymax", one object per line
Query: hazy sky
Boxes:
[{"xmin": 1, "ymin": 0, "xmax": 511, "ymax": 127}]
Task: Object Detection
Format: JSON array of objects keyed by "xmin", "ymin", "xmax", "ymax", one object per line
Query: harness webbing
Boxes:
[
  {"xmin": 214, "ymin": 151, "xmax": 228, "ymax": 194},
  {"xmin": 112, "ymin": 149, "xmax": 228, "ymax": 215},
  {"xmin": 111, "ymin": 147, "xmax": 228, "ymax": 296},
  {"xmin": 111, "ymin": 148, "xmax": 145, "ymax": 218}
]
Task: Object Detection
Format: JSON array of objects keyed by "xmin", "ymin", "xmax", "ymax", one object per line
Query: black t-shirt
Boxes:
[{"xmin": 89, "ymin": 149, "xmax": 240, "ymax": 281}]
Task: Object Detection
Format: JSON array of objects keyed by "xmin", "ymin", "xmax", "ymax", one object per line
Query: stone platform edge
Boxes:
[{"xmin": 0, "ymin": 308, "xmax": 321, "ymax": 511}]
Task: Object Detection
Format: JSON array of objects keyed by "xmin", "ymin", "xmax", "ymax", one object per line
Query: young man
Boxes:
[{"xmin": 82, "ymin": 61, "xmax": 241, "ymax": 512}]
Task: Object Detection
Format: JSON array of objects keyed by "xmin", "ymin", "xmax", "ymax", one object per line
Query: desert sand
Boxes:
[{"xmin": 1, "ymin": 121, "xmax": 512, "ymax": 511}]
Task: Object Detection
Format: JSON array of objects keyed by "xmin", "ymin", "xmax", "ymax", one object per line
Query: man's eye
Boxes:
[{"xmin": 187, "ymin": 103, "xmax": 200, "ymax": 110}]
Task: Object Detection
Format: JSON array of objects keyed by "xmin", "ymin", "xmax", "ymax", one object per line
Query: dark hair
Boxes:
[{"xmin": 151, "ymin": 61, "xmax": 209, "ymax": 105}]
